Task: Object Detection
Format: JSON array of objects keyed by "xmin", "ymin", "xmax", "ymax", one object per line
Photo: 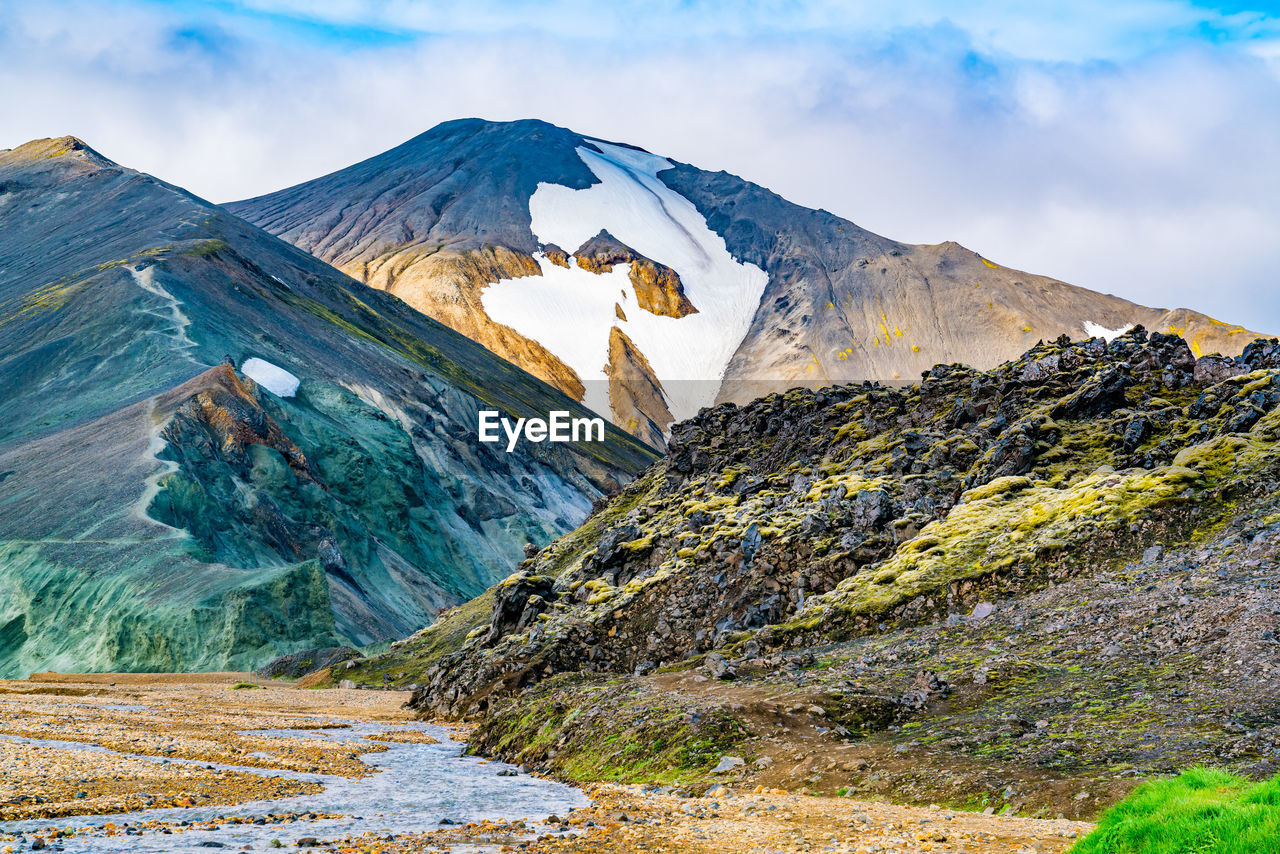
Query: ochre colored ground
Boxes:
[{"xmin": 0, "ymin": 676, "xmax": 1092, "ymax": 852}]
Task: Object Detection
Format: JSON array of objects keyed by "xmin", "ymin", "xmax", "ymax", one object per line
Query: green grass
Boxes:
[
  {"xmin": 1071, "ymin": 768, "xmax": 1280, "ymax": 854},
  {"xmin": 231, "ymin": 682, "xmax": 263, "ymax": 690}
]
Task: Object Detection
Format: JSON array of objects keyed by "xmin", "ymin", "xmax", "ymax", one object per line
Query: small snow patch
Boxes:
[
  {"xmin": 1083, "ymin": 321, "xmax": 1133, "ymax": 342},
  {"xmin": 242, "ymin": 357, "xmax": 300, "ymax": 397}
]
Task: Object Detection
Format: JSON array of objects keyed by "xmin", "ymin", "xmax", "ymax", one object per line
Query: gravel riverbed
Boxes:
[{"xmin": 0, "ymin": 675, "xmax": 1092, "ymax": 852}]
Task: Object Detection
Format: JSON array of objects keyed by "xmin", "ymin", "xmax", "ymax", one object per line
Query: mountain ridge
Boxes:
[
  {"xmin": 229, "ymin": 118, "xmax": 1264, "ymax": 448},
  {"xmin": 0, "ymin": 134, "xmax": 654, "ymax": 676}
]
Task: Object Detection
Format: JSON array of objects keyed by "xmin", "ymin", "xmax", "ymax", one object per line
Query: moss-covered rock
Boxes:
[{"xmin": 406, "ymin": 327, "xmax": 1280, "ymax": 719}]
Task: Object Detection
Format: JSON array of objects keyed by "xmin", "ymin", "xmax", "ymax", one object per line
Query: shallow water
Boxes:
[{"xmin": 1, "ymin": 719, "xmax": 589, "ymax": 851}]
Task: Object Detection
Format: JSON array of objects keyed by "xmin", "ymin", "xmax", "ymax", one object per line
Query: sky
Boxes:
[{"xmin": 1, "ymin": 0, "xmax": 1278, "ymax": 329}]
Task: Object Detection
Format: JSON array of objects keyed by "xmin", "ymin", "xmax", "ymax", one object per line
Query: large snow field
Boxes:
[{"xmin": 482, "ymin": 141, "xmax": 767, "ymax": 422}]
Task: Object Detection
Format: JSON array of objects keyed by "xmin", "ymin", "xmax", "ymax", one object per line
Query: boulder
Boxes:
[
  {"xmin": 256, "ymin": 646, "xmax": 363, "ymax": 680},
  {"xmin": 704, "ymin": 652, "xmax": 736, "ymax": 680},
  {"xmin": 710, "ymin": 755, "xmax": 745, "ymax": 773},
  {"xmin": 1194, "ymin": 355, "xmax": 1247, "ymax": 385}
]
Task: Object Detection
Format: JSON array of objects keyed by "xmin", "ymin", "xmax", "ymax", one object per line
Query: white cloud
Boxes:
[{"xmin": 1, "ymin": 1, "xmax": 1277, "ymax": 331}]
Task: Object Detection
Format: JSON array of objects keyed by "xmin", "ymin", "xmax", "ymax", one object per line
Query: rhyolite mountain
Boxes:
[
  {"xmin": 229, "ymin": 118, "xmax": 1263, "ymax": 447},
  {"xmin": 0, "ymin": 136, "xmax": 653, "ymax": 678}
]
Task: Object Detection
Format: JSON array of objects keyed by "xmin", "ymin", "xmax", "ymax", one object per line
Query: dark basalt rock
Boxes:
[
  {"xmin": 1242, "ymin": 337, "xmax": 1280, "ymax": 370},
  {"xmin": 256, "ymin": 646, "xmax": 363, "ymax": 679},
  {"xmin": 486, "ymin": 573, "xmax": 558, "ymax": 645},
  {"xmin": 407, "ymin": 325, "xmax": 1280, "ymax": 719}
]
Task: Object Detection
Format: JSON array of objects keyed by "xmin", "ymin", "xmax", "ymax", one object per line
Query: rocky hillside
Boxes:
[
  {"xmin": 0, "ymin": 137, "xmax": 653, "ymax": 677},
  {"xmin": 229, "ymin": 118, "xmax": 1263, "ymax": 447},
  {"xmin": 339, "ymin": 328, "xmax": 1280, "ymax": 813}
]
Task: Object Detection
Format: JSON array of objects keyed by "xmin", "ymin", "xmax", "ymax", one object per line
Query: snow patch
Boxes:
[
  {"xmin": 481, "ymin": 140, "xmax": 768, "ymax": 422},
  {"xmin": 485, "ymin": 255, "xmax": 629, "ymax": 417},
  {"xmin": 242, "ymin": 357, "xmax": 300, "ymax": 397},
  {"xmin": 1083, "ymin": 321, "xmax": 1134, "ymax": 342}
]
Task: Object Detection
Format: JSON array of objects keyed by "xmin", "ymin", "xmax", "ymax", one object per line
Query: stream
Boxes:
[{"xmin": 0, "ymin": 719, "xmax": 589, "ymax": 851}]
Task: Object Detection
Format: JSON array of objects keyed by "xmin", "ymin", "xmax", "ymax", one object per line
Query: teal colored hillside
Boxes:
[{"xmin": 0, "ymin": 137, "xmax": 654, "ymax": 677}]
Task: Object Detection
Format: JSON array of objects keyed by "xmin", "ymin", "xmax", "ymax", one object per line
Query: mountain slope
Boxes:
[
  {"xmin": 229, "ymin": 118, "xmax": 1263, "ymax": 446},
  {"xmin": 343, "ymin": 330, "xmax": 1280, "ymax": 814},
  {"xmin": 0, "ymin": 136, "xmax": 654, "ymax": 677}
]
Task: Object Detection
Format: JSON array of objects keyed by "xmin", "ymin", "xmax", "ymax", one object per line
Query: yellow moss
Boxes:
[
  {"xmin": 1172, "ymin": 414, "xmax": 1280, "ymax": 477},
  {"xmin": 792, "ymin": 455, "xmax": 1236, "ymax": 629},
  {"xmin": 1239, "ymin": 373, "xmax": 1274, "ymax": 395},
  {"xmin": 2, "ymin": 277, "xmax": 93, "ymax": 324},
  {"xmin": 714, "ymin": 467, "xmax": 747, "ymax": 490},
  {"xmin": 681, "ymin": 495, "xmax": 738, "ymax": 515},
  {"xmin": 834, "ymin": 421, "xmax": 864, "ymax": 441},
  {"xmin": 834, "ymin": 394, "xmax": 870, "ymax": 412},
  {"xmin": 584, "ymin": 577, "xmax": 618, "ymax": 606},
  {"xmin": 621, "ymin": 535, "xmax": 656, "ymax": 553},
  {"xmin": 981, "ymin": 258, "xmax": 999, "ymax": 269},
  {"xmin": 962, "ymin": 475, "xmax": 1032, "ymax": 502},
  {"xmin": 805, "ymin": 471, "xmax": 885, "ymax": 502},
  {"xmin": 622, "ymin": 563, "xmax": 677, "ymax": 596}
]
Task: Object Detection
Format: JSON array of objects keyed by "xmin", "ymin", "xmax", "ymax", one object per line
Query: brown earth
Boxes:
[
  {"xmin": 0, "ymin": 673, "xmax": 413, "ymax": 821},
  {"xmin": 319, "ymin": 785, "xmax": 1090, "ymax": 853},
  {"xmin": 0, "ymin": 675, "xmax": 1096, "ymax": 852}
]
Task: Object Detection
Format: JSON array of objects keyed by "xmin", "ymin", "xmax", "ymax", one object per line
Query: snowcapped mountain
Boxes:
[
  {"xmin": 0, "ymin": 136, "xmax": 653, "ymax": 676},
  {"xmin": 230, "ymin": 118, "xmax": 1265, "ymax": 447}
]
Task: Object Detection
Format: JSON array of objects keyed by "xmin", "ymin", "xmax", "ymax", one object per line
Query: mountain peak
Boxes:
[
  {"xmin": 2, "ymin": 135, "xmax": 115, "ymax": 171},
  {"xmin": 230, "ymin": 119, "xmax": 1268, "ymax": 447}
]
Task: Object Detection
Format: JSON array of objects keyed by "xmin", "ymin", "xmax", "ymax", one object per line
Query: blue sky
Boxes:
[{"xmin": 1, "ymin": 0, "xmax": 1278, "ymax": 329}]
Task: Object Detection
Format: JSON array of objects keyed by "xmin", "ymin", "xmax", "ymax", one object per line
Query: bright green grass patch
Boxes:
[
  {"xmin": 231, "ymin": 682, "xmax": 263, "ymax": 690},
  {"xmin": 1071, "ymin": 768, "xmax": 1280, "ymax": 854}
]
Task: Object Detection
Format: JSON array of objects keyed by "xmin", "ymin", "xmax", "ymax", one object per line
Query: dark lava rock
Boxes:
[
  {"xmin": 406, "ymin": 324, "xmax": 1280, "ymax": 732},
  {"xmin": 1195, "ymin": 355, "xmax": 1248, "ymax": 385},
  {"xmin": 256, "ymin": 647, "xmax": 363, "ymax": 680},
  {"xmin": 486, "ymin": 572, "xmax": 557, "ymax": 645}
]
